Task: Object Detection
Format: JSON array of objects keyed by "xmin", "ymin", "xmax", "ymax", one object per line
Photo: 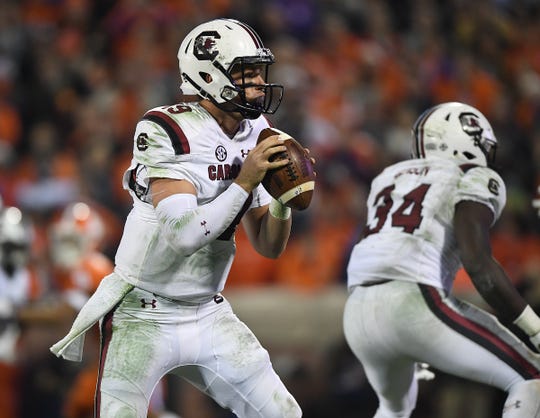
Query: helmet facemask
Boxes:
[
  {"xmin": 218, "ymin": 60, "xmax": 283, "ymax": 119},
  {"xmin": 470, "ymin": 131, "xmax": 497, "ymax": 167}
]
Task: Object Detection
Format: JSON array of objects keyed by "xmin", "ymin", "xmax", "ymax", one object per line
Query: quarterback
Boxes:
[
  {"xmin": 344, "ymin": 102, "xmax": 540, "ymax": 417},
  {"xmin": 51, "ymin": 19, "xmax": 304, "ymax": 418}
]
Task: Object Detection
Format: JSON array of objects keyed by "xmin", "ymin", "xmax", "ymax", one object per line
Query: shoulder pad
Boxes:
[{"xmin": 141, "ymin": 106, "xmax": 191, "ymax": 155}]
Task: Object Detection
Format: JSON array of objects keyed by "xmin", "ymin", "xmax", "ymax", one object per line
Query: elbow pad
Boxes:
[{"xmin": 155, "ymin": 183, "xmax": 249, "ymax": 255}]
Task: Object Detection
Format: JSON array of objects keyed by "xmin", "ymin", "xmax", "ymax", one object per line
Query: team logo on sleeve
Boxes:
[
  {"xmin": 488, "ymin": 178, "xmax": 500, "ymax": 195},
  {"xmin": 136, "ymin": 133, "xmax": 149, "ymax": 151}
]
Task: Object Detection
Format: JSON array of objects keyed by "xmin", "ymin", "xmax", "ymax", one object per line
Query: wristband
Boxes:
[
  {"xmin": 269, "ymin": 198, "xmax": 291, "ymax": 220},
  {"xmin": 513, "ymin": 305, "xmax": 540, "ymax": 337}
]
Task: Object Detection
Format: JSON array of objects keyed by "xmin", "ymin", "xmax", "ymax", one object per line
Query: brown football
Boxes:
[{"xmin": 257, "ymin": 127, "xmax": 315, "ymax": 210}]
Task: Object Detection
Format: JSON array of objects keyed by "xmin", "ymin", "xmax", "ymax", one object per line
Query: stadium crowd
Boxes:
[{"xmin": 1, "ymin": 0, "xmax": 540, "ymax": 417}]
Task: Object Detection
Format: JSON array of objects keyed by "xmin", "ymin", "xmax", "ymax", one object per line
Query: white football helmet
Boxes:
[
  {"xmin": 177, "ymin": 18, "xmax": 283, "ymax": 119},
  {"xmin": 411, "ymin": 102, "xmax": 497, "ymax": 167},
  {"xmin": 49, "ymin": 202, "xmax": 105, "ymax": 269},
  {"xmin": 0, "ymin": 206, "xmax": 32, "ymax": 273}
]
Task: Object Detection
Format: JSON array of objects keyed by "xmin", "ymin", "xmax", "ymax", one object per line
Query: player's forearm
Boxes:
[
  {"xmin": 155, "ymin": 183, "xmax": 249, "ymax": 256},
  {"xmin": 466, "ymin": 257, "xmax": 527, "ymax": 322},
  {"xmin": 253, "ymin": 200, "xmax": 292, "ymax": 259},
  {"xmin": 466, "ymin": 250, "xmax": 540, "ymax": 351}
]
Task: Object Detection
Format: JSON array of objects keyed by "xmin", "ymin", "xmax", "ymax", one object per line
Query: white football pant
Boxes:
[
  {"xmin": 96, "ymin": 287, "xmax": 301, "ymax": 418},
  {"xmin": 343, "ymin": 280, "xmax": 540, "ymax": 418}
]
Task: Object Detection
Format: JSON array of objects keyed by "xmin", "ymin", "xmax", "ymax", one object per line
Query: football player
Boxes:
[
  {"xmin": 0, "ymin": 206, "xmax": 40, "ymax": 418},
  {"xmin": 51, "ymin": 18, "xmax": 304, "ymax": 418},
  {"xmin": 343, "ymin": 102, "xmax": 540, "ymax": 418}
]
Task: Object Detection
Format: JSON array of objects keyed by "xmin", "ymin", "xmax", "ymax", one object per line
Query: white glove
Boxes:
[
  {"xmin": 414, "ymin": 363, "xmax": 436, "ymax": 381},
  {"xmin": 513, "ymin": 305, "xmax": 540, "ymax": 353}
]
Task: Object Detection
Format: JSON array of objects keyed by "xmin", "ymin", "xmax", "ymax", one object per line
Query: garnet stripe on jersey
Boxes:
[
  {"xmin": 143, "ymin": 111, "xmax": 191, "ymax": 155},
  {"xmin": 95, "ymin": 309, "xmax": 115, "ymax": 416},
  {"xmin": 262, "ymin": 116, "xmax": 274, "ymax": 128},
  {"xmin": 420, "ymin": 284, "xmax": 540, "ymax": 379},
  {"xmin": 217, "ymin": 193, "xmax": 253, "ymax": 241}
]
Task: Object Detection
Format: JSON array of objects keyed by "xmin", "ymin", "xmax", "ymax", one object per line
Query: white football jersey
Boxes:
[
  {"xmin": 114, "ymin": 102, "xmax": 272, "ymax": 301},
  {"xmin": 0, "ymin": 267, "xmax": 32, "ymax": 363},
  {"xmin": 347, "ymin": 156, "xmax": 506, "ymax": 293}
]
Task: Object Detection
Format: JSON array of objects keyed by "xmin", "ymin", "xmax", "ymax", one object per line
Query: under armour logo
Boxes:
[
  {"xmin": 503, "ymin": 400, "xmax": 521, "ymax": 412},
  {"xmin": 141, "ymin": 298, "xmax": 157, "ymax": 309},
  {"xmin": 201, "ymin": 220, "xmax": 210, "ymax": 236},
  {"xmin": 241, "ymin": 149, "xmax": 250, "ymax": 158}
]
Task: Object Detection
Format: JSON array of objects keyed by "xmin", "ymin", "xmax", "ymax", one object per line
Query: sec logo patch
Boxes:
[{"xmin": 215, "ymin": 145, "xmax": 227, "ymax": 162}]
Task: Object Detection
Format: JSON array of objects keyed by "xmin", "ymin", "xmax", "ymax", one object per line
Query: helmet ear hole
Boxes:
[{"xmin": 200, "ymin": 72, "xmax": 212, "ymax": 84}]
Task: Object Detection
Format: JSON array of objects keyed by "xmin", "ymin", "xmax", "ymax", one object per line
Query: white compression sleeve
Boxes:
[{"xmin": 155, "ymin": 182, "xmax": 249, "ymax": 256}]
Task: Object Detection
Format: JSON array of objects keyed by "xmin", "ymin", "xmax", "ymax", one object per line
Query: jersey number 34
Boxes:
[{"xmin": 365, "ymin": 183, "xmax": 431, "ymax": 236}]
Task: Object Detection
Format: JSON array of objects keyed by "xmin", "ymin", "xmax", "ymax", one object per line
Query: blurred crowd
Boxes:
[{"xmin": 1, "ymin": 0, "xmax": 540, "ymax": 417}]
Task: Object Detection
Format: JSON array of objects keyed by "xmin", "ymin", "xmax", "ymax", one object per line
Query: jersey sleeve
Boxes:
[
  {"xmin": 249, "ymin": 184, "xmax": 272, "ymax": 209},
  {"xmin": 454, "ymin": 166, "xmax": 506, "ymax": 223},
  {"xmin": 132, "ymin": 116, "xmax": 200, "ymax": 188}
]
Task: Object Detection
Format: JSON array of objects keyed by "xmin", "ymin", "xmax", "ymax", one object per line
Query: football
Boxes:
[{"xmin": 257, "ymin": 128, "xmax": 315, "ymax": 210}]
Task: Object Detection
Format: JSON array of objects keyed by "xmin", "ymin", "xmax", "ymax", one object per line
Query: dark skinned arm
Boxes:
[
  {"xmin": 454, "ymin": 200, "xmax": 526, "ymax": 322},
  {"xmin": 455, "ymin": 200, "xmax": 540, "ymax": 351}
]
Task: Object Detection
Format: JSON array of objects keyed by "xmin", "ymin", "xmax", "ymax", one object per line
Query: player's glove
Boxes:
[
  {"xmin": 513, "ymin": 305, "xmax": 540, "ymax": 353},
  {"xmin": 414, "ymin": 363, "xmax": 436, "ymax": 381}
]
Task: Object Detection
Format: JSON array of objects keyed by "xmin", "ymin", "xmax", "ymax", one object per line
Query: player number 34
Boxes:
[{"xmin": 365, "ymin": 183, "xmax": 431, "ymax": 236}]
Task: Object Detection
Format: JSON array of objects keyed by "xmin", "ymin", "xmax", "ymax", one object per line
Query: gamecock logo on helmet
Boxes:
[
  {"xmin": 194, "ymin": 31, "xmax": 220, "ymax": 61},
  {"xmin": 459, "ymin": 112, "xmax": 484, "ymax": 138}
]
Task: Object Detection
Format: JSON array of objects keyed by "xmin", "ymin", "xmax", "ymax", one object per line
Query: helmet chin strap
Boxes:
[
  {"xmin": 216, "ymin": 100, "xmax": 262, "ymax": 120},
  {"xmin": 215, "ymin": 87, "xmax": 264, "ymax": 119}
]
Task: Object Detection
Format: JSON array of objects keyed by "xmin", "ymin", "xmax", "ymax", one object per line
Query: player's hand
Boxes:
[
  {"xmin": 303, "ymin": 147, "xmax": 317, "ymax": 176},
  {"xmin": 235, "ymin": 137, "xmax": 289, "ymax": 192}
]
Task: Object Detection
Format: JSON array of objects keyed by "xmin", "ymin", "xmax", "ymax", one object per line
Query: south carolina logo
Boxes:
[
  {"xmin": 459, "ymin": 112, "xmax": 483, "ymax": 138},
  {"xmin": 488, "ymin": 178, "xmax": 500, "ymax": 196},
  {"xmin": 215, "ymin": 145, "xmax": 227, "ymax": 162},
  {"xmin": 194, "ymin": 31, "xmax": 220, "ymax": 60},
  {"xmin": 136, "ymin": 133, "xmax": 149, "ymax": 151}
]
